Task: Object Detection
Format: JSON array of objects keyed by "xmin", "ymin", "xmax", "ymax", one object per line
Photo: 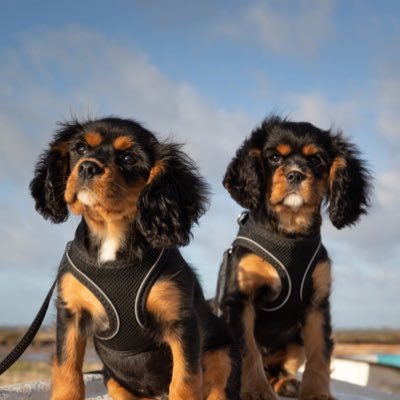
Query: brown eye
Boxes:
[
  {"xmin": 308, "ymin": 155, "xmax": 321, "ymax": 167},
  {"xmin": 269, "ymin": 153, "xmax": 282, "ymax": 165},
  {"xmin": 123, "ymin": 154, "xmax": 134, "ymax": 165},
  {"xmin": 118, "ymin": 152, "xmax": 135, "ymax": 167},
  {"xmin": 75, "ymin": 141, "xmax": 88, "ymax": 156}
]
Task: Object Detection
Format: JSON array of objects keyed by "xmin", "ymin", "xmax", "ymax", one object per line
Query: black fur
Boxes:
[
  {"xmin": 135, "ymin": 142, "xmax": 209, "ymax": 250},
  {"xmin": 30, "ymin": 117, "xmax": 209, "ymax": 255},
  {"xmin": 329, "ymin": 133, "xmax": 372, "ymax": 228},
  {"xmin": 216, "ymin": 115, "xmax": 373, "ymax": 399},
  {"xmin": 223, "ymin": 115, "xmax": 372, "ymax": 229},
  {"xmin": 31, "ymin": 116, "xmax": 240, "ymax": 400}
]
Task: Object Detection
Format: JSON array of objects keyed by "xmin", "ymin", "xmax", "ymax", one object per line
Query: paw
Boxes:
[
  {"xmin": 51, "ymin": 396, "xmax": 83, "ymax": 400},
  {"xmin": 299, "ymin": 395, "xmax": 336, "ymax": 400},
  {"xmin": 272, "ymin": 377, "xmax": 301, "ymax": 398},
  {"xmin": 241, "ymin": 388, "xmax": 278, "ymax": 400}
]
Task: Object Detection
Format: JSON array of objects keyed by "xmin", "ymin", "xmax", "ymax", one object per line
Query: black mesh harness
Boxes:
[
  {"xmin": 217, "ymin": 212, "xmax": 325, "ymax": 326},
  {"xmin": 58, "ymin": 231, "xmax": 170, "ymax": 354}
]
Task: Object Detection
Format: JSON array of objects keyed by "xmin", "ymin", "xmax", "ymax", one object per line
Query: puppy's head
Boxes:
[
  {"xmin": 223, "ymin": 116, "xmax": 372, "ymax": 235},
  {"xmin": 30, "ymin": 117, "xmax": 208, "ymax": 251}
]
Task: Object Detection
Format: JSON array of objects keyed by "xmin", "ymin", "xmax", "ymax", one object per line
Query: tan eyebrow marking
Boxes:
[
  {"xmin": 84, "ymin": 132, "xmax": 103, "ymax": 147},
  {"xmin": 302, "ymin": 144, "xmax": 322, "ymax": 156},
  {"xmin": 147, "ymin": 161, "xmax": 166, "ymax": 183},
  {"xmin": 276, "ymin": 144, "xmax": 292, "ymax": 156},
  {"xmin": 113, "ymin": 135, "xmax": 134, "ymax": 151}
]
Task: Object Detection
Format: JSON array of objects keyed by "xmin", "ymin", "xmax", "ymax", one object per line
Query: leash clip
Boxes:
[{"xmin": 237, "ymin": 211, "xmax": 249, "ymax": 225}]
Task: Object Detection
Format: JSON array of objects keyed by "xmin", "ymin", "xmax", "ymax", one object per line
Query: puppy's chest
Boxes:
[{"xmin": 58, "ymin": 242, "xmax": 172, "ymax": 353}]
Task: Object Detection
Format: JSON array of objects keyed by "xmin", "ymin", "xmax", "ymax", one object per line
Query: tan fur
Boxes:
[
  {"xmin": 263, "ymin": 343, "xmax": 305, "ymax": 378},
  {"xmin": 300, "ymin": 310, "xmax": 332, "ymax": 399},
  {"xmin": 272, "ymin": 204, "xmax": 319, "ymax": 234},
  {"xmin": 202, "ymin": 348, "xmax": 232, "ymax": 400},
  {"xmin": 238, "ymin": 253, "xmax": 281, "ymax": 296},
  {"xmin": 311, "ymin": 261, "xmax": 332, "ymax": 305},
  {"xmin": 301, "ymin": 171, "xmax": 329, "ymax": 206},
  {"xmin": 107, "ymin": 378, "xmax": 149, "ymax": 400},
  {"xmin": 146, "ymin": 280, "xmax": 182, "ymax": 323},
  {"xmin": 113, "ymin": 135, "xmax": 134, "ymax": 151},
  {"xmin": 302, "ymin": 144, "xmax": 322, "ymax": 156},
  {"xmin": 147, "ymin": 160, "xmax": 165, "ymax": 183},
  {"xmin": 269, "ymin": 166, "xmax": 288, "ymax": 206},
  {"xmin": 64, "ymin": 158, "xmax": 147, "ymax": 258},
  {"xmin": 276, "ymin": 144, "xmax": 292, "ymax": 156},
  {"xmin": 61, "ymin": 273, "xmax": 108, "ymax": 331},
  {"xmin": 147, "ymin": 280, "xmax": 202, "ymax": 399},
  {"xmin": 84, "ymin": 132, "xmax": 103, "ymax": 147},
  {"xmin": 329, "ymin": 157, "xmax": 346, "ymax": 188},
  {"xmin": 165, "ymin": 331, "xmax": 203, "ymax": 400},
  {"xmin": 241, "ymin": 303, "xmax": 277, "ymax": 400},
  {"xmin": 65, "ymin": 159, "xmax": 146, "ymax": 222},
  {"xmin": 299, "ymin": 262, "xmax": 333, "ymax": 398},
  {"xmin": 269, "ymin": 166, "xmax": 329, "ymax": 234},
  {"xmin": 51, "ymin": 313, "xmax": 86, "ymax": 400},
  {"xmin": 283, "ymin": 344, "xmax": 306, "ymax": 376}
]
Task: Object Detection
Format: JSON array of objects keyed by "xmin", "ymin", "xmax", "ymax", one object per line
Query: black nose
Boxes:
[
  {"xmin": 78, "ymin": 161, "xmax": 104, "ymax": 180},
  {"xmin": 286, "ymin": 171, "xmax": 305, "ymax": 185}
]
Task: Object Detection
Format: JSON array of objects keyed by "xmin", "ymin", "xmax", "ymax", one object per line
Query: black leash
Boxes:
[{"xmin": 0, "ymin": 276, "xmax": 58, "ymax": 375}]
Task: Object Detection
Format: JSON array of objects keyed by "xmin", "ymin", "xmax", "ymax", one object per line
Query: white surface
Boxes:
[
  {"xmin": 331, "ymin": 359, "xmax": 370, "ymax": 387},
  {"xmin": 0, "ymin": 374, "xmax": 399, "ymax": 400},
  {"xmin": 0, "ymin": 375, "xmax": 105, "ymax": 400}
]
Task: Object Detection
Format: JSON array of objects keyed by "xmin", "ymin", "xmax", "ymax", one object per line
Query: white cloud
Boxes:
[
  {"xmin": 0, "ymin": 27, "xmax": 251, "ymax": 323},
  {"xmin": 376, "ymin": 76, "xmax": 400, "ymax": 144},
  {"xmin": 217, "ymin": 0, "xmax": 334, "ymax": 57},
  {"xmin": 323, "ymin": 168, "xmax": 400, "ymax": 263},
  {"xmin": 11, "ymin": 27, "xmax": 252, "ymax": 179},
  {"xmin": 288, "ymin": 92, "xmax": 361, "ymax": 131},
  {"xmin": 0, "ymin": 25, "xmax": 399, "ymax": 328}
]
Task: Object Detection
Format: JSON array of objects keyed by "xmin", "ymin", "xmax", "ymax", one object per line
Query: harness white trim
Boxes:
[
  {"xmin": 300, "ymin": 241, "xmax": 322, "ymax": 301},
  {"xmin": 235, "ymin": 236, "xmax": 292, "ymax": 312},
  {"xmin": 66, "ymin": 250, "xmax": 121, "ymax": 341},
  {"xmin": 134, "ymin": 249, "xmax": 166, "ymax": 328}
]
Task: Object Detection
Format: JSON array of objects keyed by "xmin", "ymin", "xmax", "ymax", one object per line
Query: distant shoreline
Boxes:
[{"xmin": 2, "ymin": 326, "xmax": 400, "ymax": 346}]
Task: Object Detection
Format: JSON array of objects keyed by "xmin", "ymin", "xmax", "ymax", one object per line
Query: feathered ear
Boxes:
[
  {"xmin": 30, "ymin": 122, "xmax": 81, "ymax": 223},
  {"xmin": 328, "ymin": 133, "xmax": 373, "ymax": 229},
  {"xmin": 223, "ymin": 129, "xmax": 267, "ymax": 210},
  {"xmin": 135, "ymin": 143, "xmax": 209, "ymax": 248}
]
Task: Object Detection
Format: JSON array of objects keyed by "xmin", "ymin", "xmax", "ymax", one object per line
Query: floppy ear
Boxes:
[
  {"xmin": 328, "ymin": 133, "xmax": 373, "ymax": 229},
  {"xmin": 223, "ymin": 129, "xmax": 266, "ymax": 210},
  {"xmin": 135, "ymin": 143, "xmax": 209, "ymax": 248},
  {"xmin": 30, "ymin": 122, "xmax": 81, "ymax": 223}
]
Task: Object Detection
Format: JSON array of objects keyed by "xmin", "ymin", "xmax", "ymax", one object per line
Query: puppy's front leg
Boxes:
[
  {"xmin": 147, "ymin": 279, "xmax": 202, "ymax": 400},
  {"xmin": 232, "ymin": 254, "xmax": 278, "ymax": 400},
  {"xmin": 51, "ymin": 302, "xmax": 86, "ymax": 400},
  {"xmin": 300, "ymin": 261, "xmax": 335, "ymax": 400},
  {"xmin": 240, "ymin": 302, "xmax": 277, "ymax": 400}
]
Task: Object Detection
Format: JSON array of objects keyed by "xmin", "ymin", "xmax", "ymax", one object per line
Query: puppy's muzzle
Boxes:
[
  {"xmin": 286, "ymin": 170, "xmax": 305, "ymax": 186},
  {"xmin": 78, "ymin": 160, "xmax": 104, "ymax": 181}
]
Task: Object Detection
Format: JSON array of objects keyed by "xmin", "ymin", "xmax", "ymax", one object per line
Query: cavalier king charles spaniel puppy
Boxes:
[
  {"xmin": 213, "ymin": 115, "xmax": 372, "ymax": 400},
  {"xmin": 30, "ymin": 117, "xmax": 240, "ymax": 400}
]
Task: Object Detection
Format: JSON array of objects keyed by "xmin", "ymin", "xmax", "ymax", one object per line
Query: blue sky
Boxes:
[{"xmin": 0, "ymin": 0, "xmax": 399, "ymax": 328}]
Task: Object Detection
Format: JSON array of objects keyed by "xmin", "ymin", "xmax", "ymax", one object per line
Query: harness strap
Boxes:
[{"xmin": 0, "ymin": 276, "xmax": 57, "ymax": 375}]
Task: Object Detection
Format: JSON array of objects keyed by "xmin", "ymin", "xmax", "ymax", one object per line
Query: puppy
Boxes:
[
  {"xmin": 213, "ymin": 116, "xmax": 372, "ymax": 400},
  {"xmin": 30, "ymin": 117, "xmax": 240, "ymax": 400}
]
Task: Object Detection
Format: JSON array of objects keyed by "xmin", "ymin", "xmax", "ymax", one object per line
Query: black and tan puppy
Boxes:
[
  {"xmin": 214, "ymin": 116, "xmax": 372, "ymax": 400},
  {"xmin": 30, "ymin": 117, "xmax": 240, "ymax": 400}
]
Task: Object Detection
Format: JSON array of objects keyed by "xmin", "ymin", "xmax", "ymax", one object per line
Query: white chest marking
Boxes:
[{"xmin": 99, "ymin": 235, "xmax": 120, "ymax": 262}]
